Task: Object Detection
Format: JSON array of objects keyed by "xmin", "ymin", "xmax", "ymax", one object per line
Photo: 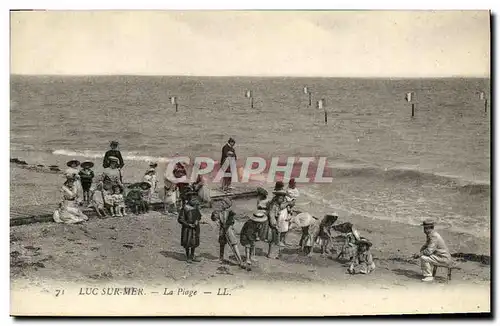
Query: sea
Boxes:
[{"xmin": 10, "ymin": 75, "xmax": 491, "ymax": 239}]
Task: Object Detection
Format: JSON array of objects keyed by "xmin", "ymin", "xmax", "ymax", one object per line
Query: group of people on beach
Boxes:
[
  {"xmin": 51, "ymin": 138, "xmax": 454, "ymax": 282},
  {"xmin": 53, "ymin": 141, "xmax": 158, "ymax": 223}
]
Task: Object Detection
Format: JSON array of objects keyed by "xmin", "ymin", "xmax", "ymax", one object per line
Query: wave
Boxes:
[
  {"xmin": 330, "ymin": 165, "xmax": 490, "ymax": 195},
  {"xmin": 52, "ymin": 149, "xmax": 171, "ymax": 163}
]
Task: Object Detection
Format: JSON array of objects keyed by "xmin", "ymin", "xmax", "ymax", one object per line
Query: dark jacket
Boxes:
[
  {"xmin": 103, "ymin": 149, "xmax": 124, "ymax": 168},
  {"xmin": 220, "ymin": 143, "xmax": 236, "ymax": 165},
  {"xmin": 178, "ymin": 204, "xmax": 202, "ymax": 248}
]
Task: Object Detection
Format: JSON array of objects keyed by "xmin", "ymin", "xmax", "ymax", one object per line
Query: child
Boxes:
[
  {"xmin": 139, "ymin": 181, "xmax": 152, "ymax": 213},
  {"xmin": 102, "ymin": 184, "xmax": 115, "ymax": 216},
  {"xmin": 125, "ymin": 183, "xmax": 143, "ymax": 215},
  {"xmin": 316, "ymin": 214, "xmax": 339, "ymax": 256},
  {"xmin": 211, "ymin": 198, "xmax": 245, "ymax": 268},
  {"xmin": 178, "ymin": 194, "xmax": 202, "ymax": 263},
  {"xmin": 112, "ymin": 184, "xmax": 126, "ymax": 217},
  {"xmin": 255, "ymin": 187, "xmax": 270, "ymax": 241},
  {"xmin": 332, "ymin": 222, "xmax": 362, "ymax": 261},
  {"xmin": 193, "ymin": 174, "xmax": 211, "ymax": 207},
  {"xmin": 348, "ymin": 238, "xmax": 376, "ymax": 275},
  {"xmin": 79, "ymin": 161, "xmax": 95, "ymax": 204},
  {"xmin": 240, "ymin": 212, "xmax": 268, "ymax": 265},
  {"xmin": 295, "ymin": 212, "xmax": 320, "ymax": 256},
  {"xmin": 66, "ymin": 159, "xmax": 82, "ymax": 202},
  {"xmin": 90, "ymin": 183, "xmax": 107, "ymax": 218},
  {"xmin": 143, "ymin": 167, "xmax": 157, "ymax": 203}
]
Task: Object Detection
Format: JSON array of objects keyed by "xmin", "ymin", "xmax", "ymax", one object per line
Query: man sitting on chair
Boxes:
[{"xmin": 413, "ymin": 219, "xmax": 452, "ymax": 282}]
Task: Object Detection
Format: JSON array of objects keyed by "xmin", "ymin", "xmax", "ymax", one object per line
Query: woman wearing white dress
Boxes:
[{"xmin": 53, "ymin": 173, "xmax": 89, "ymax": 224}]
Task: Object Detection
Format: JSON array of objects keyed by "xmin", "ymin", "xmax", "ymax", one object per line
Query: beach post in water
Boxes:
[
  {"xmin": 245, "ymin": 90, "xmax": 253, "ymax": 108},
  {"xmin": 405, "ymin": 92, "xmax": 415, "ymax": 117},
  {"xmin": 479, "ymin": 91, "xmax": 487, "ymax": 112},
  {"xmin": 170, "ymin": 96, "xmax": 178, "ymax": 112},
  {"xmin": 317, "ymin": 99, "xmax": 327, "ymax": 124},
  {"xmin": 304, "ymin": 86, "xmax": 312, "ymax": 106}
]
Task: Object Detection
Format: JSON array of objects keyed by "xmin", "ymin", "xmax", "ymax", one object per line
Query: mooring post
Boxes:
[
  {"xmin": 411, "ymin": 103, "xmax": 415, "ymax": 117},
  {"xmin": 175, "ymin": 103, "xmax": 178, "ymax": 113},
  {"xmin": 324, "ymin": 110, "xmax": 328, "ymax": 124}
]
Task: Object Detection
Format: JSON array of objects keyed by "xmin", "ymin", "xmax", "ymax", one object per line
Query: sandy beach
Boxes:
[{"xmin": 10, "ymin": 191, "xmax": 490, "ymax": 315}]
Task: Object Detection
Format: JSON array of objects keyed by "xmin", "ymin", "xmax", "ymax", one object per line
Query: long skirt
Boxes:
[
  {"xmin": 180, "ymin": 225, "xmax": 200, "ymax": 249},
  {"xmin": 53, "ymin": 201, "xmax": 88, "ymax": 224}
]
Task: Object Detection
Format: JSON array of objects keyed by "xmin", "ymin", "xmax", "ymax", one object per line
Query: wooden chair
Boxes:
[{"xmin": 432, "ymin": 262, "xmax": 461, "ymax": 281}]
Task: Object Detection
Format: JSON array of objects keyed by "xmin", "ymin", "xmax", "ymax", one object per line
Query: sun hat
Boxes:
[
  {"xmin": 272, "ymin": 190, "xmax": 287, "ymax": 196},
  {"xmin": 422, "ymin": 219, "xmax": 435, "ymax": 227},
  {"xmin": 357, "ymin": 238, "xmax": 373, "ymax": 247},
  {"xmin": 138, "ymin": 182, "xmax": 152, "ymax": 190},
  {"xmin": 251, "ymin": 211, "xmax": 268, "ymax": 223},
  {"xmin": 108, "ymin": 156, "xmax": 119, "ymax": 163},
  {"xmin": 66, "ymin": 159, "xmax": 80, "ymax": 167},
  {"xmin": 81, "ymin": 161, "xmax": 94, "ymax": 169},
  {"xmin": 256, "ymin": 187, "xmax": 268, "ymax": 198}
]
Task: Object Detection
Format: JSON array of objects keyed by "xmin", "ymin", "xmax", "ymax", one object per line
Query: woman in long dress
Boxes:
[
  {"xmin": 53, "ymin": 174, "xmax": 89, "ymax": 224},
  {"xmin": 101, "ymin": 156, "xmax": 123, "ymax": 190}
]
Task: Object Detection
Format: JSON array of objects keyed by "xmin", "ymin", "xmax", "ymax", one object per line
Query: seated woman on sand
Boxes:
[
  {"xmin": 53, "ymin": 173, "xmax": 89, "ymax": 224},
  {"xmin": 101, "ymin": 156, "xmax": 123, "ymax": 189}
]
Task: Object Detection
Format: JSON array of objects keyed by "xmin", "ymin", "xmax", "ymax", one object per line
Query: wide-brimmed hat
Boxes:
[
  {"xmin": 274, "ymin": 181, "xmax": 284, "ymax": 191},
  {"xmin": 81, "ymin": 161, "xmax": 94, "ymax": 169},
  {"xmin": 64, "ymin": 172, "xmax": 77, "ymax": 180},
  {"xmin": 357, "ymin": 238, "xmax": 372, "ymax": 247},
  {"xmin": 108, "ymin": 156, "xmax": 119, "ymax": 163},
  {"xmin": 110, "ymin": 140, "xmax": 119, "ymax": 146},
  {"xmin": 149, "ymin": 162, "xmax": 158, "ymax": 168},
  {"xmin": 137, "ymin": 181, "xmax": 151, "ymax": 189},
  {"xmin": 422, "ymin": 219, "xmax": 435, "ymax": 227},
  {"xmin": 66, "ymin": 159, "xmax": 80, "ymax": 167},
  {"xmin": 251, "ymin": 211, "xmax": 267, "ymax": 223},
  {"xmin": 146, "ymin": 168, "xmax": 156, "ymax": 174},
  {"xmin": 256, "ymin": 187, "xmax": 268, "ymax": 198},
  {"xmin": 272, "ymin": 190, "xmax": 287, "ymax": 196}
]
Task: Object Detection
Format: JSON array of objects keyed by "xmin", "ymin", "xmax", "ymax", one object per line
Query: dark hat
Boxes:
[
  {"xmin": 228, "ymin": 137, "xmax": 235, "ymax": 143},
  {"xmin": 357, "ymin": 238, "xmax": 372, "ymax": 247},
  {"xmin": 137, "ymin": 182, "xmax": 151, "ymax": 189},
  {"xmin": 274, "ymin": 181, "xmax": 284, "ymax": 191},
  {"xmin": 251, "ymin": 211, "xmax": 268, "ymax": 223},
  {"xmin": 149, "ymin": 162, "xmax": 158, "ymax": 168},
  {"xmin": 66, "ymin": 159, "xmax": 80, "ymax": 167},
  {"xmin": 110, "ymin": 140, "xmax": 119, "ymax": 146},
  {"xmin": 288, "ymin": 178, "xmax": 296, "ymax": 186},
  {"xmin": 81, "ymin": 161, "xmax": 94, "ymax": 169},
  {"xmin": 324, "ymin": 214, "xmax": 339, "ymax": 224},
  {"xmin": 422, "ymin": 219, "xmax": 435, "ymax": 227},
  {"xmin": 272, "ymin": 190, "xmax": 287, "ymax": 196},
  {"xmin": 256, "ymin": 187, "xmax": 268, "ymax": 198}
]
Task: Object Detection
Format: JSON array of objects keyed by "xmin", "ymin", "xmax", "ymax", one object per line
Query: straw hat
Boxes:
[
  {"xmin": 66, "ymin": 159, "xmax": 80, "ymax": 167},
  {"xmin": 250, "ymin": 211, "xmax": 267, "ymax": 223},
  {"xmin": 108, "ymin": 156, "xmax": 119, "ymax": 163},
  {"xmin": 81, "ymin": 161, "xmax": 94, "ymax": 169}
]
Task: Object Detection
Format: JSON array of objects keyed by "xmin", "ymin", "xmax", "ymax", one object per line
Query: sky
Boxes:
[{"xmin": 10, "ymin": 10, "xmax": 490, "ymax": 77}]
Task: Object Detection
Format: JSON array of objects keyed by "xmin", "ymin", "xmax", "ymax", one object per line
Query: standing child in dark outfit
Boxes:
[
  {"xmin": 79, "ymin": 161, "xmax": 95, "ymax": 205},
  {"xmin": 178, "ymin": 194, "xmax": 202, "ymax": 263},
  {"xmin": 240, "ymin": 212, "xmax": 268, "ymax": 265},
  {"xmin": 125, "ymin": 183, "xmax": 143, "ymax": 214}
]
